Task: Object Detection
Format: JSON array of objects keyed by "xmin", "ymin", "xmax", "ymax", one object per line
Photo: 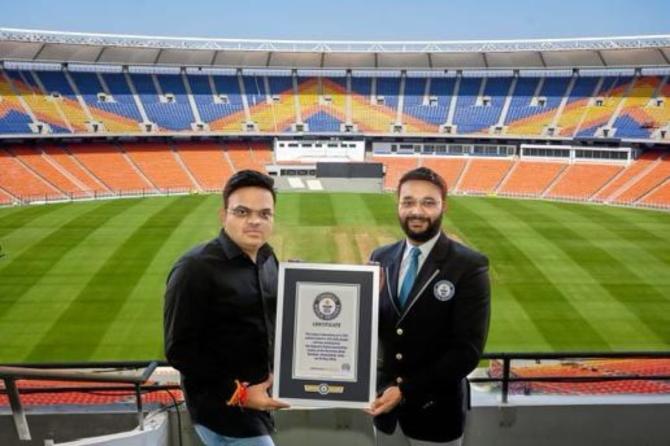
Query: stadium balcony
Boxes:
[
  {"xmin": 2, "ymin": 66, "xmax": 670, "ymax": 140},
  {"xmin": 1, "ymin": 353, "xmax": 668, "ymax": 445}
]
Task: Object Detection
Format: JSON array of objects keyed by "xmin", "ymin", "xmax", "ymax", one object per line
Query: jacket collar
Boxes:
[{"xmin": 389, "ymin": 232, "xmax": 452, "ymax": 319}]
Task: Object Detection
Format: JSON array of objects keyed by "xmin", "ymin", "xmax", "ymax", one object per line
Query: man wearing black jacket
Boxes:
[
  {"xmin": 368, "ymin": 167, "xmax": 491, "ymax": 445},
  {"xmin": 164, "ymin": 170, "xmax": 288, "ymax": 446}
]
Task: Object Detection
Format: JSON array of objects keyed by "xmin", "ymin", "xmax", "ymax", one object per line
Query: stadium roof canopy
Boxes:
[{"xmin": 1, "ymin": 28, "xmax": 670, "ymax": 71}]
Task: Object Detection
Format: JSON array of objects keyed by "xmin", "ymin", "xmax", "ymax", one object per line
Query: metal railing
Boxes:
[
  {"xmin": 1, "ymin": 352, "xmax": 669, "ymax": 441},
  {"xmin": 0, "ymin": 188, "xmax": 193, "ymax": 206},
  {"xmin": 0, "ymin": 362, "xmax": 158, "ymax": 441}
]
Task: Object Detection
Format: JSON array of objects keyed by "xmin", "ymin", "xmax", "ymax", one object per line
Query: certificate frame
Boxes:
[{"xmin": 272, "ymin": 262, "xmax": 379, "ymax": 409}]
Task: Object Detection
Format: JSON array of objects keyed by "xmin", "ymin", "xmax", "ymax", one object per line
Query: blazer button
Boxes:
[
  {"xmin": 396, "ymin": 377, "xmax": 404, "ymax": 384},
  {"xmin": 395, "ymin": 353, "xmax": 403, "ymax": 361},
  {"xmin": 396, "ymin": 328, "xmax": 404, "ymax": 336}
]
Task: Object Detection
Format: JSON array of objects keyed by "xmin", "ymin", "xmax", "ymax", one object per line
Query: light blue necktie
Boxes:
[{"xmin": 398, "ymin": 247, "xmax": 420, "ymax": 309}]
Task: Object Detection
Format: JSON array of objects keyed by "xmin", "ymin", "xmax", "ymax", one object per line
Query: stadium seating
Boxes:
[
  {"xmin": 371, "ymin": 156, "xmax": 420, "ymax": 190},
  {"xmin": 3, "ymin": 69, "xmax": 73, "ymax": 132},
  {"xmin": 41, "ymin": 146, "xmax": 109, "ymax": 193},
  {"xmin": 556, "ymin": 76, "xmax": 601, "ymax": 136},
  {"xmin": 130, "ymin": 73, "xmax": 195, "ymax": 131},
  {"xmin": 457, "ymin": 158, "xmax": 514, "ymax": 193},
  {"xmin": 8, "ymin": 146, "xmax": 90, "ymax": 196},
  {"xmin": 641, "ymin": 179, "xmax": 670, "ymax": 206},
  {"xmin": 226, "ymin": 142, "xmax": 272, "ymax": 172},
  {"xmin": 0, "ymin": 188, "xmax": 13, "ymax": 204},
  {"xmin": 298, "ymin": 77, "xmax": 346, "ymax": 132},
  {"xmin": 498, "ymin": 161, "xmax": 566, "ymax": 195},
  {"xmin": 592, "ymin": 150, "xmax": 663, "ymax": 202},
  {"xmin": 0, "ymin": 73, "xmax": 33, "ymax": 134},
  {"xmin": 612, "ymin": 153, "xmax": 670, "ymax": 204},
  {"xmin": 545, "ymin": 164, "xmax": 623, "ymax": 200},
  {"xmin": 67, "ymin": 143, "xmax": 151, "ymax": 191},
  {"xmin": 489, "ymin": 359, "xmax": 670, "ymax": 395},
  {"xmin": 122, "ymin": 142, "xmax": 195, "ymax": 190},
  {"xmin": 403, "ymin": 77, "xmax": 454, "ymax": 126},
  {"xmin": 0, "ymin": 149, "xmax": 63, "ymax": 198},
  {"xmin": 453, "ymin": 77, "xmax": 511, "ymax": 133},
  {"xmin": 505, "ymin": 77, "xmax": 570, "ymax": 135},
  {"xmin": 2, "ymin": 142, "xmax": 669, "ymax": 210},
  {"xmin": 2, "ymin": 69, "xmax": 670, "ymax": 139},
  {"xmin": 67, "ymin": 72, "xmax": 141, "ymax": 132},
  {"xmin": 33, "ymin": 70, "xmax": 93, "ymax": 131},
  {"xmin": 174, "ymin": 142, "xmax": 235, "ymax": 191},
  {"xmin": 420, "ymin": 157, "xmax": 467, "ymax": 189},
  {"xmin": 188, "ymin": 74, "xmax": 244, "ymax": 128},
  {"xmin": 612, "ymin": 76, "xmax": 664, "ymax": 138}
]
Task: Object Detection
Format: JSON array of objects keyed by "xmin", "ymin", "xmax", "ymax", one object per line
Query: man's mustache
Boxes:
[{"xmin": 405, "ymin": 216, "xmax": 431, "ymax": 223}]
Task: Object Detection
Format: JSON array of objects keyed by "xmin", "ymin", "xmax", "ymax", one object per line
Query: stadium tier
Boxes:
[
  {"xmin": 1, "ymin": 142, "xmax": 669, "ymax": 208},
  {"xmin": 2, "ymin": 67, "xmax": 669, "ymax": 140}
]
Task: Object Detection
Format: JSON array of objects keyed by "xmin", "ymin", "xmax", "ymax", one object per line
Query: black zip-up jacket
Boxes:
[{"xmin": 164, "ymin": 229, "xmax": 278, "ymax": 437}]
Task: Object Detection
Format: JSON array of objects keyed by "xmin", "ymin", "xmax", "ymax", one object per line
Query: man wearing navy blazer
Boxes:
[{"xmin": 368, "ymin": 167, "xmax": 491, "ymax": 446}]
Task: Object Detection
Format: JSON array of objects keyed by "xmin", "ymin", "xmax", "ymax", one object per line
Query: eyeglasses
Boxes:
[
  {"xmin": 227, "ymin": 206, "xmax": 274, "ymax": 221},
  {"xmin": 399, "ymin": 198, "xmax": 441, "ymax": 210}
]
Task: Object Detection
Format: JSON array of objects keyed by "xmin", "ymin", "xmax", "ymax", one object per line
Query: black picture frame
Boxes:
[{"xmin": 272, "ymin": 263, "xmax": 380, "ymax": 408}]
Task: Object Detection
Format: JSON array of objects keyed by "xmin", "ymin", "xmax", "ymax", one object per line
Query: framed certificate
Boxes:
[{"xmin": 272, "ymin": 263, "xmax": 380, "ymax": 408}]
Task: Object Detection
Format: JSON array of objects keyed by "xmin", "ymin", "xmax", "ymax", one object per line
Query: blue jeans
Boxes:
[{"xmin": 194, "ymin": 424, "xmax": 275, "ymax": 446}]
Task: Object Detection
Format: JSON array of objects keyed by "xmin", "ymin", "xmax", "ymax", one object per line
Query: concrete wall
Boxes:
[{"xmin": 3, "ymin": 402, "xmax": 670, "ymax": 446}]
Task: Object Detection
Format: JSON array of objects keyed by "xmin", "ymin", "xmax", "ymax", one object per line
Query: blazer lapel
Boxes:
[
  {"xmin": 385, "ymin": 241, "xmax": 405, "ymax": 317},
  {"xmin": 399, "ymin": 233, "xmax": 452, "ymax": 320}
]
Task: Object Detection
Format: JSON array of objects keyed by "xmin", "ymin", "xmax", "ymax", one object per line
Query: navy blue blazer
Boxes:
[{"xmin": 369, "ymin": 232, "xmax": 491, "ymax": 442}]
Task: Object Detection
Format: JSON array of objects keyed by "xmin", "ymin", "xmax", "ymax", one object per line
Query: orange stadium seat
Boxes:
[
  {"xmin": 0, "ymin": 149, "xmax": 63, "ymax": 199},
  {"xmin": 420, "ymin": 158, "xmax": 467, "ymax": 190},
  {"xmin": 9, "ymin": 145, "xmax": 89, "ymax": 196},
  {"xmin": 371, "ymin": 156, "xmax": 420, "ymax": 190},
  {"xmin": 612, "ymin": 153, "xmax": 670, "ymax": 204},
  {"xmin": 546, "ymin": 163, "xmax": 623, "ymax": 200},
  {"xmin": 592, "ymin": 150, "xmax": 663, "ymax": 202},
  {"xmin": 68, "ymin": 143, "xmax": 152, "ymax": 192},
  {"xmin": 174, "ymin": 142, "xmax": 235, "ymax": 191},
  {"xmin": 489, "ymin": 359, "xmax": 670, "ymax": 395},
  {"xmin": 249, "ymin": 141, "xmax": 274, "ymax": 166},
  {"xmin": 458, "ymin": 159, "xmax": 513, "ymax": 193},
  {"xmin": 123, "ymin": 142, "xmax": 195, "ymax": 190},
  {"xmin": 0, "ymin": 188, "xmax": 14, "ymax": 204},
  {"xmin": 641, "ymin": 178, "xmax": 670, "ymax": 207},
  {"xmin": 41, "ymin": 146, "xmax": 109, "ymax": 193},
  {"xmin": 499, "ymin": 161, "xmax": 566, "ymax": 195},
  {"xmin": 226, "ymin": 142, "xmax": 271, "ymax": 173}
]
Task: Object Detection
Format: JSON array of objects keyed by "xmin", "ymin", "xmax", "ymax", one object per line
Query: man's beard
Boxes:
[{"xmin": 399, "ymin": 214, "xmax": 443, "ymax": 243}]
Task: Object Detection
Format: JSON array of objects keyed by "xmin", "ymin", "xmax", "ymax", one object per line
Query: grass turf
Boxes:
[{"xmin": 0, "ymin": 193, "xmax": 668, "ymax": 363}]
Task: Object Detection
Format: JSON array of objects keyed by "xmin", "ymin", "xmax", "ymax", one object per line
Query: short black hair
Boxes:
[
  {"xmin": 223, "ymin": 170, "xmax": 276, "ymax": 208},
  {"xmin": 397, "ymin": 167, "xmax": 448, "ymax": 200}
]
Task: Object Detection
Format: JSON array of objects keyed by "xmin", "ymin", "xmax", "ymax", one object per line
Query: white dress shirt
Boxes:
[{"xmin": 397, "ymin": 231, "xmax": 441, "ymax": 293}]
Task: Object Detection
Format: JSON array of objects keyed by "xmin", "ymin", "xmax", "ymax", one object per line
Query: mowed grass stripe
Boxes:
[
  {"xmin": 330, "ymin": 193, "xmax": 379, "ymax": 226},
  {"xmin": 298, "ymin": 193, "xmax": 335, "ymax": 225},
  {"xmin": 480, "ymin": 198, "xmax": 665, "ymax": 349},
  {"xmin": 275, "ymin": 194, "xmax": 301, "ymax": 227},
  {"xmin": 0, "ymin": 198, "xmax": 173, "ymax": 363},
  {"xmin": 359, "ymin": 193, "xmax": 397, "ymax": 226},
  {"xmin": 0, "ymin": 204, "xmax": 65, "ymax": 238},
  {"xmin": 90, "ymin": 195, "xmax": 222, "ymax": 360},
  {"xmin": 0, "ymin": 200, "xmax": 142, "ymax": 315},
  {"xmin": 497, "ymin": 199, "xmax": 670, "ymax": 345},
  {"xmin": 448, "ymin": 198, "xmax": 611, "ymax": 350},
  {"xmin": 546, "ymin": 201, "xmax": 670, "ymax": 266},
  {"xmin": 24, "ymin": 195, "xmax": 207, "ymax": 362}
]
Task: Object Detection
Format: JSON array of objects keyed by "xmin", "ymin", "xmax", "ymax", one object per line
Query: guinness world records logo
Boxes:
[{"xmin": 313, "ymin": 292, "xmax": 342, "ymax": 320}]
